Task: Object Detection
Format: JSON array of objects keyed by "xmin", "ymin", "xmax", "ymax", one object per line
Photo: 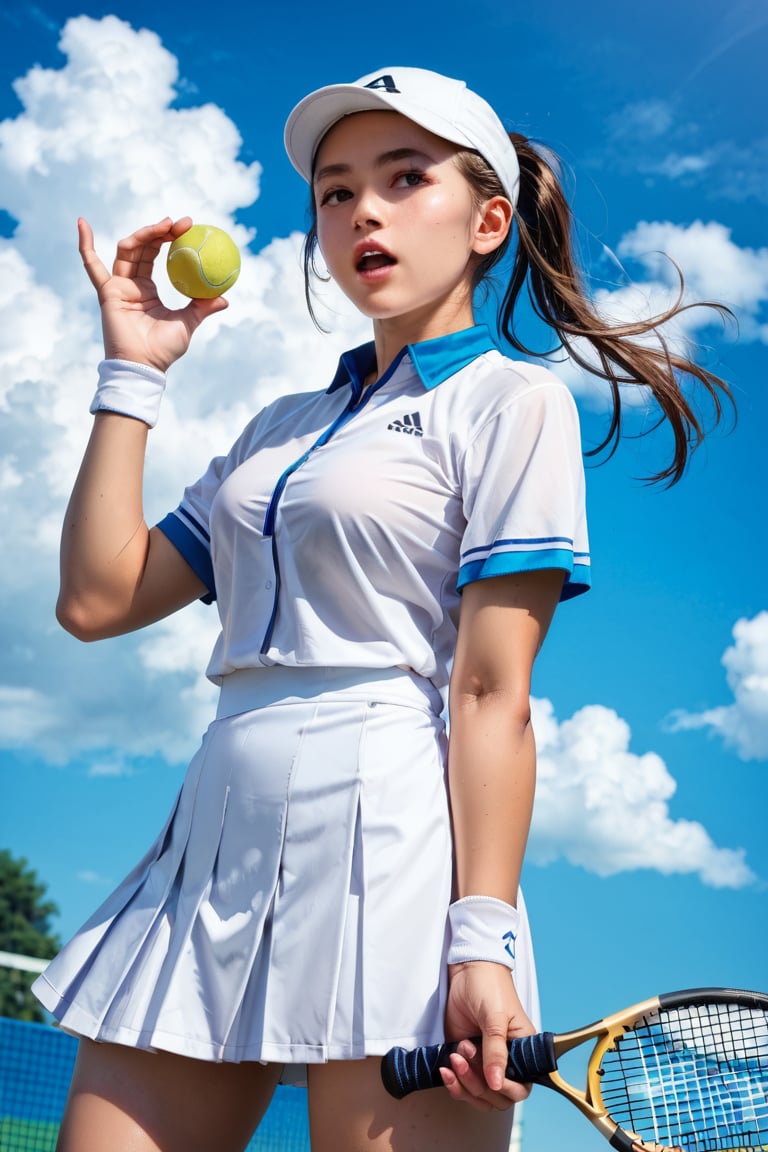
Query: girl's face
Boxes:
[{"xmin": 313, "ymin": 111, "xmax": 488, "ymax": 340}]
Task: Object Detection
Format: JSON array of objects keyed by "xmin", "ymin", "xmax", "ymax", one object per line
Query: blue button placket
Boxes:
[{"xmin": 258, "ymin": 351, "xmax": 406, "ymax": 655}]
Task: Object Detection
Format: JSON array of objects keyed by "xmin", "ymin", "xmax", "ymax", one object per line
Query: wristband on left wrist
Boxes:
[
  {"xmin": 89, "ymin": 359, "xmax": 167, "ymax": 428},
  {"xmin": 447, "ymin": 894, "xmax": 519, "ymax": 971}
]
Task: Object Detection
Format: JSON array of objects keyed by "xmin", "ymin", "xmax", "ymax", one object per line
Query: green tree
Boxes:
[{"xmin": 0, "ymin": 850, "xmax": 60, "ymax": 1021}]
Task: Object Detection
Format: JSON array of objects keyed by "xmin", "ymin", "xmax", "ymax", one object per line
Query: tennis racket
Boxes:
[{"xmin": 381, "ymin": 987, "xmax": 768, "ymax": 1152}]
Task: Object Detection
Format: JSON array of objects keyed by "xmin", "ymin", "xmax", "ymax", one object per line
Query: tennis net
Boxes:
[{"xmin": 0, "ymin": 1014, "xmax": 310, "ymax": 1152}]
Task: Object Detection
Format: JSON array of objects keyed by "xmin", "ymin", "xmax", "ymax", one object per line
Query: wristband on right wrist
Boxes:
[
  {"xmin": 89, "ymin": 359, "xmax": 167, "ymax": 428},
  {"xmin": 447, "ymin": 895, "xmax": 519, "ymax": 971}
]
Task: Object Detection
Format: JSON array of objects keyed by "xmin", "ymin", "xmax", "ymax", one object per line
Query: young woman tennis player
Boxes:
[{"xmin": 34, "ymin": 67, "xmax": 730, "ymax": 1152}]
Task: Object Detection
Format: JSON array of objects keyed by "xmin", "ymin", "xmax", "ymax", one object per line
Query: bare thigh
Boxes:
[
  {"xmin": 56, "ymin": 1040, "xmax": 284, "ymax": 1152},
  {"xmin": 308, "ymin": 1058, "xmax": 514, "ymax": 1152}
]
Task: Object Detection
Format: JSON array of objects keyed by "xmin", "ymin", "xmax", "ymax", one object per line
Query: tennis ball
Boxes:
[{"xmin": 167, "ymin": 224, "xmax": 241, "ymax": 299}]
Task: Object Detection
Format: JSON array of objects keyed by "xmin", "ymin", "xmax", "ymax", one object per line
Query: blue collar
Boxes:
[{"xmin": 328, "ymin": 325, "xmax": 499, "ymax": 399}]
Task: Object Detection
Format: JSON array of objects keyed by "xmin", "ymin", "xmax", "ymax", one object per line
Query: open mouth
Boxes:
[{"xmin": 356, "ymin": 250, "xmax": 396, "ymax": 272}]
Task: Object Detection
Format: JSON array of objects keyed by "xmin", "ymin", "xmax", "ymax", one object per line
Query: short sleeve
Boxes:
[
  {"xmin": 157, "ymin": 429, "xmax": 250, "ymax": 605},
  {"xmin": 457, "ymin": 379, "xmax": 590, "ymax": 600},
  {"xmin": 155, "ymin": 402, "xmax": 276, "ymax": 600},
  {"xmin": 156, "ymin": 453, "xmax": 233, "ymax": 600}
]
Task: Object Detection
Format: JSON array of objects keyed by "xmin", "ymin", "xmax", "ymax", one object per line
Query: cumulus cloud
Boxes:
[
  {"xmin": 0, "ymin": 15, "xmax": 259, "ymax": 288},
  {"xmin": 0, "ymin": 16, "xmax": 757, "ymax": 890},
  {"xmin": 0, "ymin": 13, "xmax": 368, "ymax": 768},
  {"xmin": 557, "ymin": 218, "xmax": 766, "ymax": 402},
  {"xmin": 669, "ymin": 612, "xmax": 768, "ymax": 761},
  {"xmin": 0, "ymin": 685, "xmax": 59, "ymax": 745},
  {"xmin": 530, "ymin": 698, "xmax": 754, "ymax": 888},
  {"xmin": 618, "ymin": 220, "xmax": 768, "ymax": 342}
]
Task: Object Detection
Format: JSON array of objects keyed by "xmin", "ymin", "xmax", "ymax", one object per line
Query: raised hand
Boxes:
[{"xmin": 78, "ymin": 216, "xmax": 229, "ymax": 372}]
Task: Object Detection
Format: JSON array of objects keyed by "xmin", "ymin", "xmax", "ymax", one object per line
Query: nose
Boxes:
[{"xmin": 352, "ymin": 187, "xmax": 383, "ymax": 230}]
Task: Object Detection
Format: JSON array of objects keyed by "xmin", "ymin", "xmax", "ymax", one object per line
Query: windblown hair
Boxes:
[{"xmin": 303, "ymin": 132, "xmax": 734, "ymax": 486}]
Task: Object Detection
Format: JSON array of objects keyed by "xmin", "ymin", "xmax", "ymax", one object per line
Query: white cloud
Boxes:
[
  {"xmin": 0, "ymin": 685, "xmax": 58, "ymax": 744},
  {"xmin": 530, "ymin": 698, "xmax": 754, "ymax": 888},
  {"xmin": 77, "ymin": 870, "xmax": 113, "ymax": 885},
  {"xmin": 86, "ymin": 760, "xmax": 134, "ymax": 778},
  {"xmin": 618, "ymin": 220, "xmax": 768, "ymax": 337},
  {"xmin": 655, "ymin": 153, "xmax": 713, "ymax": 180},
  {"xmin": 0, "ymin": 242, "xmax": 69, "ymax": 406},
  {"xmin": 669, "ymin": 612, "xmax": 768, "ymax": 761},
  {"xmin": 652, "ymin": 140, "xmax": 768, "ymax": 204},
  {"xmin": 0, "ymin": 15, "xmax": 260, "ymax": 293},
  {"xmin": 559, "ymin": 219, "xmax": 767, "ymax": 402},
  {"xmin": 607, "ymin": 100, "xmax": 674, "ymax": 141},
  {"xmin": 0, "ymin": 14, "xmax": 368, "ymax": 771}
]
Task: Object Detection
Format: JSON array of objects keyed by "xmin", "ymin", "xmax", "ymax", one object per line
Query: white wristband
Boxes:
[
  {"xmin": 90, "ymin": 359, "xmax": 167, "ymax": 428},
  {"xmin": 447, "ymin": 895, "xmax": 519, "ymax": 971}
]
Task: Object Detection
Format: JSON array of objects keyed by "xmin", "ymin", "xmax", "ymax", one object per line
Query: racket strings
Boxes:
[{"xmin": 598, "ymin": 1003, "xmax": 768, "ymax": 1151}]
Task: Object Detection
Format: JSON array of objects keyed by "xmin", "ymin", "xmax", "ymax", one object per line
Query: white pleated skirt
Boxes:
[{"xmin": 33, "ymin": 666, "xmax": 538, "ymax": 1069}]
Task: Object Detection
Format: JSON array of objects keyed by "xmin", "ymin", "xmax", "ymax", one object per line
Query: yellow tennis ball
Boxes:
[{"xmin": 167, "ymin": 224, "xmax": 241, "ymax": 299}]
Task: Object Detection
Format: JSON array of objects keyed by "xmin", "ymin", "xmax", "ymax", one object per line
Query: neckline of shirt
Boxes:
[{"xmin": 328, "ymin": 325, "xmax": 499, "ymax": 400}]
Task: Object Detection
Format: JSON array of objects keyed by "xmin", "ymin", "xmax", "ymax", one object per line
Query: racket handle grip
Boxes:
[{"xmin": 381, "ymin": 1032, "xmax": 557, "ymax": 1099}]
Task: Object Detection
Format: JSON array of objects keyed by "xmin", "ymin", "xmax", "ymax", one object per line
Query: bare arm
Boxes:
[
  {"xmin": 57, "ymin": 414, "xmax": 207, "ymax": 639},
  {"xmin": 58, "ymin": 217, "xmax": 226, "ymax": 639},
  {"xmin": 443, "ymin": 568, "xmax": 564, "ymax": 1107},
  {"xmin": 449, "ymin": 569, "xmax": 562, "ymax": 899}
]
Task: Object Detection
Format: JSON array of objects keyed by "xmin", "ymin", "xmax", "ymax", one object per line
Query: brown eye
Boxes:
[
  {"xmin": 319, "ymin": 187, "xmax": 353, "ymax": 207},
  {"xmin": 394, "ymin": 171, "xmax": 427, "ymax": 188}
]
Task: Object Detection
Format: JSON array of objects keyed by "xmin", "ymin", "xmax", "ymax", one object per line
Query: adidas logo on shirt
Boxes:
[{"xmin": 387, "ymin": 412, "xmax": 423, "ymax": 437}]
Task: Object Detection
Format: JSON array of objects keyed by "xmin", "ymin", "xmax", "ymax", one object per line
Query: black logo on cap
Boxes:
[{"xmin": 364, "ymin": 75, "xmax": 401, "ymax": 94}]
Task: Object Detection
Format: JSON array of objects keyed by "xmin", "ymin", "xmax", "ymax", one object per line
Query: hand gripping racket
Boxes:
[{"xmin": 381, "ymin": 987, "xmax": 768, "ymax": 1152}]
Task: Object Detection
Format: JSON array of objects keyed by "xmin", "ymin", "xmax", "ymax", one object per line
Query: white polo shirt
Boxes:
[{"xmin": 157, "ymin": 325, "xmax": 590, "ymax": 690}]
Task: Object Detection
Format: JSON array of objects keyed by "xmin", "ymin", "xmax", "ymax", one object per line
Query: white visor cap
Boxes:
[{"xmin": 284, "ymin": 67, "xmax": 520, "ymax": 207}]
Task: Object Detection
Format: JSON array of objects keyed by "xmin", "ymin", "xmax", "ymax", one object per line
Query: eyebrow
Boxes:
[{"xmin": 313, "ymin": 148, "xmax": 435, "ymax": 185}]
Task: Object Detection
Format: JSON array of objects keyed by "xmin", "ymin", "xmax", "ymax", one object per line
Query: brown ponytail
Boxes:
[{"xmin": 457, "ymin": 135, "xmax": 735, "ymax": 486}]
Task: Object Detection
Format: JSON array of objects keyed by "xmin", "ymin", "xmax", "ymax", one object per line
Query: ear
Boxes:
[{"xmin": 472, "ymin": 195, "xmax": 513, "ymax": 256}]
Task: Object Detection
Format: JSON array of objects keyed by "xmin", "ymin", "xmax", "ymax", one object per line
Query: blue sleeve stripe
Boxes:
[
  {"xmin": 457, "ymin": 548, "xmax": 591, "ymax": 600},
  {"xmin": 461, "ymin": 535, "xmax": 574, "ymax": 560},
  {"xmin": 175, "ymin": 503, "xmax": 211, "ymax": 545},
  {"xmin": 155, "ymin": 512, "xmax": 216, "ymax": 601}
]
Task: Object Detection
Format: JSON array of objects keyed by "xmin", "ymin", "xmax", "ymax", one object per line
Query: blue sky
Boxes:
[{"xmin": 0, "ymin": 2, "xmax": 766, "ymax": 1149}]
